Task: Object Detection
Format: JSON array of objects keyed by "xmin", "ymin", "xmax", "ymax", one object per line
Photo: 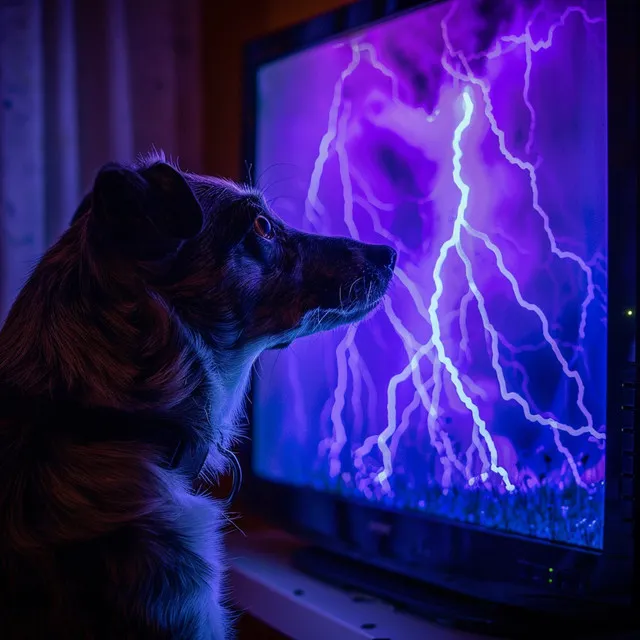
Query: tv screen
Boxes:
[{"xmin": 252, "ymin": 0, "xmax": 607, "ymax": 551}]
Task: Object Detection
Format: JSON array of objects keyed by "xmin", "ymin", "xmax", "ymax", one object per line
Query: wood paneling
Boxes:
[
  {"xmin": 265, "ymin": 0, "xmax": 356, "ymax": 31},
  {"xmin": 201, "ymin": 0, "xmax": 354, "ymax": 180}
]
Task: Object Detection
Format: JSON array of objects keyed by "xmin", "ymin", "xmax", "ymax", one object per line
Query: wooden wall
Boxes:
[{"xmin": 202, "ymin": 0, "xmax": 354, "ymax": 180}]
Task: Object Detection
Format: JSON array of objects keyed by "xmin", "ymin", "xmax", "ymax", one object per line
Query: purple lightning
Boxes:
[
  {"xmin": 303, "ymin": 1, "xmax": 606, "ymax": 496},
  {"xmin": 254, "ymin": 0, "xmax": 607, "ymax": 548}
]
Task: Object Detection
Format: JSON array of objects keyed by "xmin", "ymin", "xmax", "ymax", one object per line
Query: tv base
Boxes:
[{"xmin": 292, "ymin": 545, "xmax": 638, "ymax": 640}]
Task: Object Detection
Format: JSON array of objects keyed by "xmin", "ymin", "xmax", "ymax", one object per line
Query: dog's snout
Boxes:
[{"xmin": 364, "ymin": 244, "xmax": 397, "ymax": 271}]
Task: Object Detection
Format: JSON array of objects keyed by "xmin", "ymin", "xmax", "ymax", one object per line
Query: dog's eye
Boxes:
[{"xmin": 253, "ymin": 215, "xmax": 274, "ymax": 240}]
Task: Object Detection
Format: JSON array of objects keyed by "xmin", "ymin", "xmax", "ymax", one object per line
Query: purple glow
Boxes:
[{"xmin": 253, "ymin": 0, "xmax": 607, "ymax": 548}]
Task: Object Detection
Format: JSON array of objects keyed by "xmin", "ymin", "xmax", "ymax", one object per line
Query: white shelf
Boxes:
[{"xmin": 228, "ymin": 530, "xmax": 490, "ymax": 640}]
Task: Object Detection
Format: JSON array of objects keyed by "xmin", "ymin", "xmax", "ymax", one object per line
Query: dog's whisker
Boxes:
[
  {"xmin": 255, "ymin": 162, "xmax": 300, "ymax": 196},
  {"xmin": 223, "ymin": 513, "xmax": 247, "ymax": 537},
  {"xmin": 244, "ymin": 160, "xmax": 254, "ymax": 187},
  {"xmin": 313, "ymin": 309, "xmax": 333, "ymax": 332},
  {"xmin": 347, "ymin": 277, "xmax": 362, "ymax": 302}
]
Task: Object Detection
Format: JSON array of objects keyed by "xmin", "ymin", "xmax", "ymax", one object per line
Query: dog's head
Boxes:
[
  {"xmin": 0, "ymin": 154, "xmax": 396, "ymax": 483},
  {"xmin": 75, "ymin": 155, "xmax": 396, "ymax": 355}
]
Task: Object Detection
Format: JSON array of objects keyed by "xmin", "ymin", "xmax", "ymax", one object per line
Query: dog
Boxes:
[{"xmin": 0, "ymin": 152, "xmax": 396, "ymax": 639}]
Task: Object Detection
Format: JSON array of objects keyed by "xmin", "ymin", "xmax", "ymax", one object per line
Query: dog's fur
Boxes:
[{"xmin": 0, "ymin": 152, "xmax": 396, "ymax": 639}]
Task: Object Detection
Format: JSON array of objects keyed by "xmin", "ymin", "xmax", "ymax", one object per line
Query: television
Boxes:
[{"xmin": 241, "ymin": 0, "xmax": 638, "ymax": 634}]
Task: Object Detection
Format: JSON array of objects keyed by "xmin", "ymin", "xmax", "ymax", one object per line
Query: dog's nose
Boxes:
[{"xmin": 364, "ymin": 244, "xmax": 397, "ymax": 271}]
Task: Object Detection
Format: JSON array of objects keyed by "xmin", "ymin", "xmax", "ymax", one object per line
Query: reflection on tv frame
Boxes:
[{"xmin": 254, "ymin": 0, "xmax": 607, "ymax": 549}]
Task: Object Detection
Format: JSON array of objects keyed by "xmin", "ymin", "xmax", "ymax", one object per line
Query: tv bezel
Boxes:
[{"xmin": 240, "ymin": 0, "xmax": 638, "ymax": 615}]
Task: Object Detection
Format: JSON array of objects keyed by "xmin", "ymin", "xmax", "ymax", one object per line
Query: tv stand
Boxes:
[
  {"xmin": 293, "ymin": 545, "xmax": 514, "ymax": 638},
  {"xmin": 228, "ymin": 529, "xmax": 489, "ymax": 640},
  {"xmin": 292, "ymin": 546, "xmax": 637, "ymax": 640},
  {"xmin": 228, "ymin": 529, "xmax": 637, "ymax": 640}
]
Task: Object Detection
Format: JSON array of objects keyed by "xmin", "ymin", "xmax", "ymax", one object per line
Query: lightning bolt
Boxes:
[{"xmin": 265, "ymin": 0, "xmax": 607, "ymax": 547}]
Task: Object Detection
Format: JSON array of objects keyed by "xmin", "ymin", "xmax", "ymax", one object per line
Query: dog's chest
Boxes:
[
  {"xmin": 174, "ymin": 489, "xmax": 225, "ymax": 573},
  {"xmin": 173, "ymin": 489, "xmax": 231, "ymax": 638}
]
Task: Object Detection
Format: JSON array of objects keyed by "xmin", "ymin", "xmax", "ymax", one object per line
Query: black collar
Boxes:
[{"xmin": 0, "ymin": 383, "xmax": 211, "ymax": 482}]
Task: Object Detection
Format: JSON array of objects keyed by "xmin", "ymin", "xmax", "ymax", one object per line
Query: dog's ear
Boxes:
[{"xmin": 91, "ymin": 161, "xmax": 203, "ymax": 260}]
